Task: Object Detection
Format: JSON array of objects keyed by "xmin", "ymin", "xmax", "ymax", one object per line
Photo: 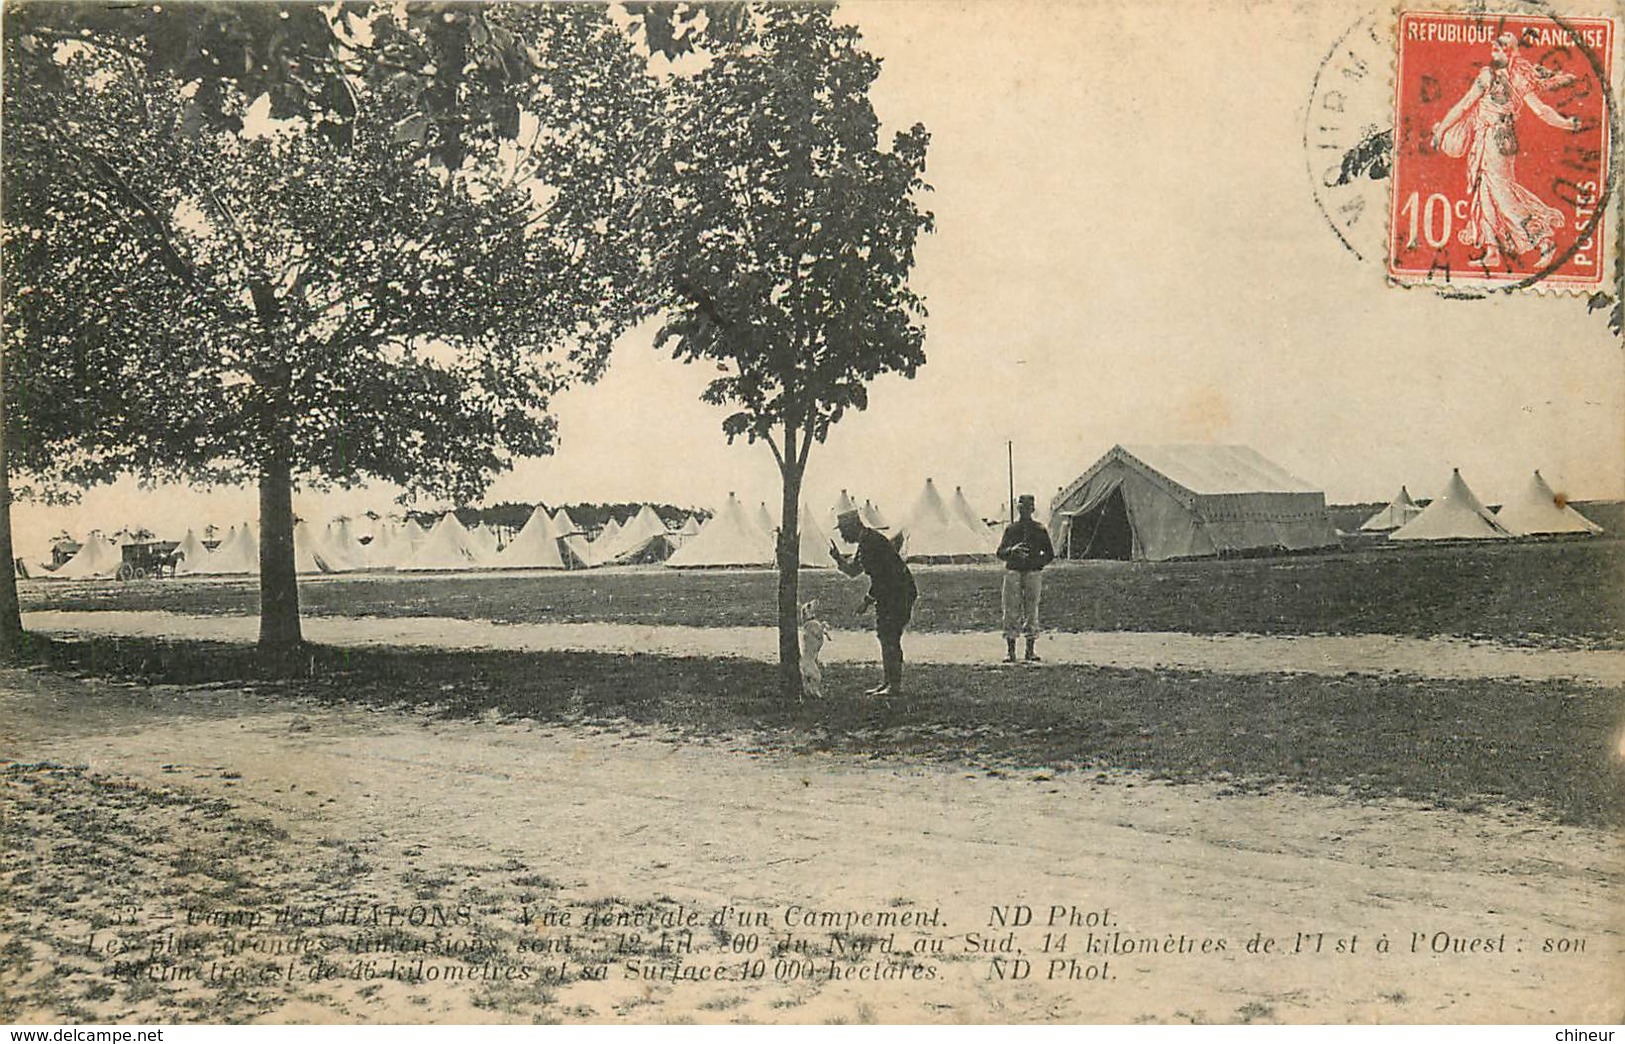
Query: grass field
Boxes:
[
  {"xmin": 21, "ymin": 539, "xmax": 1625, "ymax": 645},
  {"xmin": 23, "ymin": 634, "xmax": 1625, "ymax": 828}
]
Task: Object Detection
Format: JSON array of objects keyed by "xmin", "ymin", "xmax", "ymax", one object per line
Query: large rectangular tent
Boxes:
[{"xmin": 1049, "ymin": 444, "xmax": 1339, "ymax": 562}]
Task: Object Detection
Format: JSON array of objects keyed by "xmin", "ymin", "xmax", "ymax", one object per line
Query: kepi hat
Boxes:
[{"xmin": 836, "ymin": 509, "xmax": 862, "ymax": 527}]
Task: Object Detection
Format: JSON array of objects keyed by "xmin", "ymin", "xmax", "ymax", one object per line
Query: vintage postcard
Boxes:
[{"xmin": 1, "ymin": 0, "xmax": 1621, "ymax": 1030}]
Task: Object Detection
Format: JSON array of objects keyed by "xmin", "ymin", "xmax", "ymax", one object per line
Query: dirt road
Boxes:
[
  {"xmin": 23, "ymin": 609, "xmax": 1625, "ymax": 685},
  {"xmin": 2, "ymin": 668, "xmax": 1620, "ymax": 1025}
]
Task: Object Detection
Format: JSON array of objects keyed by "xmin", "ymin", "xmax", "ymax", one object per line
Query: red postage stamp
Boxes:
[{"xmin": 1389, "ymin": 11, "xmax": 1615, "ymax": 290}]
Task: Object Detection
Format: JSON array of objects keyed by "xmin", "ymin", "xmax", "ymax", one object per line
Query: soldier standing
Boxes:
[{"xmin": 996, "ymin": 494, "xmax": 1054, "ymax": 663}]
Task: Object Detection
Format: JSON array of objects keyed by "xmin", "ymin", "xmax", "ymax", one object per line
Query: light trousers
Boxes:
[{"xmin": 1001, "ymin": 570, "xmax": 1043, "ymax": 640}]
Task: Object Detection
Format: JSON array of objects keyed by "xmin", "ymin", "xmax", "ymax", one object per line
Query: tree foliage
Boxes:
[
  {"xmin": 646, "ymin": 4, "xmax": 932, "ymax": 695},
  {"xmin": 651, "ymin": 7, "xmax": 931, "ymax": 459},
  {"xmin": 2, "ymin": 3, "xmax": 655, "ymax": 646},
  {"xmin": 9, "ymin": 4, "xmax": 650, "ymax": 488},
  {"xmin": 4, "ymin": 2, "xmax": 557, "ymax": 169}
]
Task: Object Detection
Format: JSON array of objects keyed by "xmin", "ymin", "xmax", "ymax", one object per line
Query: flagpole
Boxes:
[{"xmin": 1007, "ymin": 441, "xmax": 1015, "ymax": 523}]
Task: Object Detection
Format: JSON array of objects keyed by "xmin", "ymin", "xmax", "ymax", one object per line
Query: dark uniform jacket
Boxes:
[
  {"xmin": 996, "ymin": 518, "xmax": 1055, "ymax": 572},
  {"xmin": 853, "ymin": 527, "xmax": 917, "ymax": 609}
]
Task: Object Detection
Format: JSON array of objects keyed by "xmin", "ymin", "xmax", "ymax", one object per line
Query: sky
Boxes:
[{"xmin": 13, "ymin": 0, "xmax": 1624, "ymax": 554}]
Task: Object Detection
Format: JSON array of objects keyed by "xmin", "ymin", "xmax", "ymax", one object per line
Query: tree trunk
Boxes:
[
  {"xmin": 777, "ymin": 462, "xmax": 804, "ymax": 700},
  {"xmin": 0, "ymin": 345, "xmax": 24, "ymax": 660},
  {"xmin": 257, "ymin": 450, "xmax": 303, "ymax": 649},
  {"xmin": 248, "ymin": 279, "xmax": 302, "ymax": 652}
]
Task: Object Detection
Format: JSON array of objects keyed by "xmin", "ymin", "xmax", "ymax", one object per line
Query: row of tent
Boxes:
[
  {"xmin": 35, "ymin": 450, "xmax": 1606, "ymax": 578},
  {"xmin": 1359, "ymin": 469, "xmax": 1603, "ymax": 540},
  {"xmin": 39, "ymin": 478, "xmax": 1016, "ymax": 578},
  {"xmin": 42, "ymin": 505, "xmax": 696, "ymax": 578},
  {"xmin": 667, "ymin": 480, "xmax": 1007, "ymax": 568},
  {"xmin": 251, "ymin": 506, "xmax": 696, "ymax": 574}
]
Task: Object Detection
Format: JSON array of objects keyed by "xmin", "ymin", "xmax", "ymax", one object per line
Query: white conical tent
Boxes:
[
  {"xmin": 496, "ymin": 506, "xmax": 568, "ymax": 569},
  {"xmin": 208, "ymin": 523, "xmax": 261, "ymax": 574},
  {"xmin": 546, "ymin": 507, "xmax": 591, "ymax": 565},
  {"xmin": 399, "ymin": 519, "xmax": 429, "ymax": 551},
  {"xmin": 326, "ymin": 522, "xmax": 362, "ymax": 570},
  {"xmin": 1390, "ymin": 470, "xmax": 1512, "ymax": 541},
  {"xmin": 402, "ymin": 512, "xmax": 489, "ymax": 570},
  {"xmin": 402, "ymin": 520, "xmax": 430, "ymax": 552},
  {"xmin": 1360, "ymin": 486, "xmax": 1424, "ymax": 532},
  {"xmin": 899, "ymin": 478, "xmax": 996, "ymax": 559},
  {"xmin": 949, "ymin": 487, "xmax": 998, "ymax": 552},
  {"xmin": 1495, "ymin": 471, "xmax": 1604, "ymax": 537},
  {"xmin": 861, "ymin": 499, "xmax": 889, "ymax": 529},
  {"xmin": 754, "ymin": 502, "xmax": 777, "ymax": 541},
  {"xmin": 327, "ymin": 519, "xmax": 367, "ymax": 567},
  {"xmin": 666, "ymin": 494, "xmax": 776, "ymax": 568},
  {"xmin": 591, "ymin": 510, "xmax": 636, "ymax": 562},
  {"xmin": 291, "ymin": 522, "xmax": 325, "ymax": 574},
  {"xmin": 576, "ymin": 516, "xmax": 621, "ymax": 567},
  {"xmin": 386, "ymin": 522, "xmax": 423, "ymax": 565},
  {"xmin": 795, "ymin": 504, "xmax": 834, "ymax": 568},
  {"xmin": 561, "ymin": 533, "xmax": 596, "ymax": 568},
  {"xmin": 678, "ymin": 515, "xmax": 701, "ymax": 538},
  {"xmin": 16, "ymin": 555, "xmax": 52, "ymax": 578},
  {"xmin": 637, "ymin": 506, "xmax": 679, "ymax": 559},
  {"xmin": 467, "ymin": 522, "xmax": 503, "ymax": 569},
  {"xmin": 601, "ymin": 505, "xmax": 677, "ymax": 564},
  {"xmin": 469, "ymin": 522, "xmax": 500, "ymax": 558},
  {"xmin": 357, "ymin": 524, "xmax": 404, "ymax": 569},
  {"xmin": 53, "ymin": 532, "xmax": 122, "ymax": 579},
  {"xmin": 172, "ymin": 529, "xmax": 213, "ymax": 576},
  {"xmin": 293, "ymin": 521, "xmax": 354, "ymax": 573},
  {"xmin": 949, "ymin": 487, "xmax": 984, "ymax": 530}
]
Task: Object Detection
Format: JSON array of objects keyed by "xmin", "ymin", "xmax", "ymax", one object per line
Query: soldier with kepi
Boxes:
[{"xmin": 996, "ymin": 493, "xmax": 1055, "ymax": 663}]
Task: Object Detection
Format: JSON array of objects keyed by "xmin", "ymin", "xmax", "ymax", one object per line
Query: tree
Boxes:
[
  {"xmin": 1, "ymin": 4, "xmax": 653, "ymax": 653},
  {"xmin": 0, "ymin": 341, "xmax": 17, "ymax": 651},
  {"xmin": 648, "ymin": 5, "xmax": 932, "ymax": 697}
]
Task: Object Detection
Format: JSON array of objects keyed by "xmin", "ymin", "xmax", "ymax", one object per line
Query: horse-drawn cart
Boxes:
[{"xmin": 116, "ymin": 540, "xmax": 181, "ymax": 580}]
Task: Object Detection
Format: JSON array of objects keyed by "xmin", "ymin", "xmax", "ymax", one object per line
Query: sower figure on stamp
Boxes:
[
  {"xmin": 1429, "ymin": 31, "xmax": 1579, "ymax": 270},
  {"xmin": 996, "ymin": 494, "xmax": 1054, "ymax": 663},
  {"xmin": 830, "ymin": 509, "xmax": 918, "ymax": 697}
]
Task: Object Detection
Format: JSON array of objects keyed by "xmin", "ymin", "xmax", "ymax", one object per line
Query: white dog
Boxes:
[{"xmin": 798, "ymin": 599, "xmax": 831, "ymax": 700}]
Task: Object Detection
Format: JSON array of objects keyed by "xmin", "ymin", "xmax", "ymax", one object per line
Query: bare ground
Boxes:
[
  {"xmin": 2, "ymin": 669, "xmax": 1621, "ymax": 1025},
  {"xmin": 22, "ymin": 609, "xmax": 1625, "ymax": 685}
]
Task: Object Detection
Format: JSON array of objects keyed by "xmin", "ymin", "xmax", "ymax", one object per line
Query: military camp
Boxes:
[{"xmin": 2, "ymin": 0, "xmax": 1620, "ymax": 1029}]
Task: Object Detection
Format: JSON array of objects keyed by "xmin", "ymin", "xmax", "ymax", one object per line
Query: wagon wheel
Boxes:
[
  {"xmin": 115, "ymin": 562, "xmax": 136, "ymax": 582},
  {"xmin": 135, "ymin": 566, "xmax": 151, "ymax": 580}
]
